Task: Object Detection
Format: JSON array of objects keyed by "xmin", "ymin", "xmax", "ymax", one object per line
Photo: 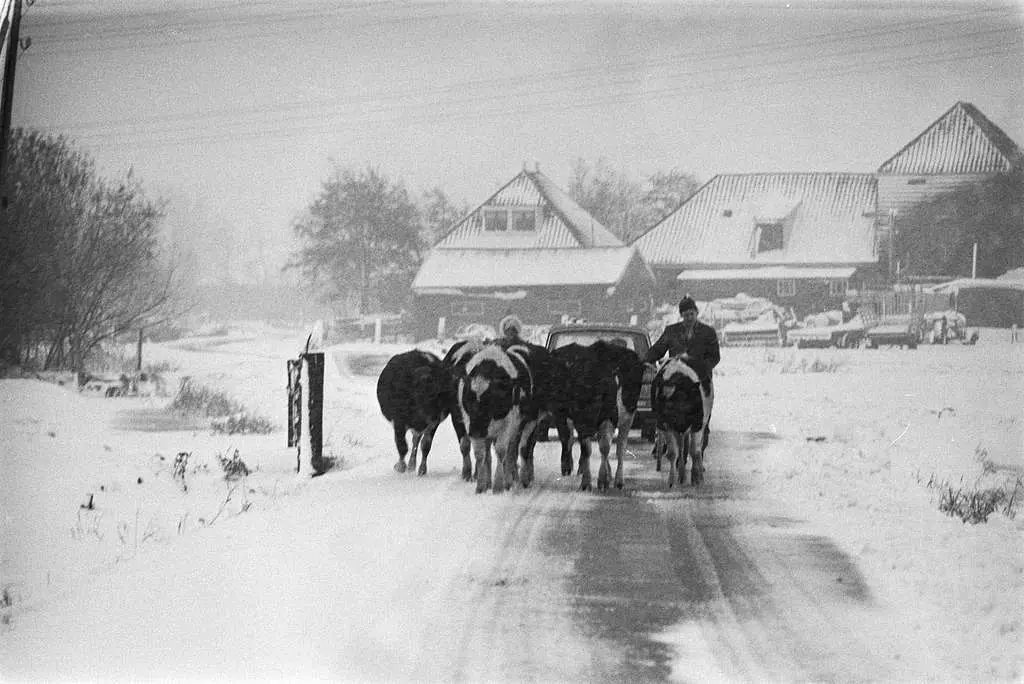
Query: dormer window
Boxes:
[
  {"xmin": 483, "ymin": 207, "xmax": 538, "ymax": 232},
  {"xmin": 756, "ymin": 222, "xmax": 784, "ymax": 252}
]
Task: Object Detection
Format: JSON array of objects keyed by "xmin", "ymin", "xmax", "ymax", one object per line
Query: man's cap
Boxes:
[{"xmin": 678, "ymin": 295, "xmax": 698, "ymax": 313}]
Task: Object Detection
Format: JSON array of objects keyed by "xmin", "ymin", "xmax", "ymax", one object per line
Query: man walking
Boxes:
[
  {"xmin": 644, "ymin": 295, "xmax": 720, "ymax": 377},
  {"xmin": 644, "ymin": 296, "xmax": 721, "ymax": 453}
]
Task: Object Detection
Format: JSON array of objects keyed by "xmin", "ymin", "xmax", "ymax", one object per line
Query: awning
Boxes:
[
  {"xmin": 677, "ymin": 266, "xmax": 857, "ymax": 281},
  {"xmin": 926, "ymin": 278, "xmax": 1024, "ymax": 293}
]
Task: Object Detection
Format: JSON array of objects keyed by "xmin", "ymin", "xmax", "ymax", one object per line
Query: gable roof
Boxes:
[
  {"xmin": 435, "ymin": 169, "xmax": 622, "ymax": 249},
  {"xmin": 878, "ymin": 101, "xmax": 1022, "ymax": 176},
  {"xmin": 633, "ymin": 172, "xmax": 877, "ymax": 267}
]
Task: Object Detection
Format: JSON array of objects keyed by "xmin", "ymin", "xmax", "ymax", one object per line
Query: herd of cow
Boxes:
[{"xmin": 375, "ymin": 337, "xmax": 714, "ymax": 493}]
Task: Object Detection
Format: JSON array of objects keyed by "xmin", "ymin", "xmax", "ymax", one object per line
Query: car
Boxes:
[
  {"xmin": 864, "ymin": 314, "xmax": 924, "ymax": 349},
  {"xmin": 541, "ymin": 322, "xmax": 657, "ymax": 442}
]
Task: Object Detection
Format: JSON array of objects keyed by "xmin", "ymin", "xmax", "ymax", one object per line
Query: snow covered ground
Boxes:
[{"xmin": 1, "ymin": 322, "xmax": 1022, "ymax": 681}]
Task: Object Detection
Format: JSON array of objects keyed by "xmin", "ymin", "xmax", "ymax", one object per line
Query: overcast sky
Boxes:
[{"xmin": 11, "ymin": 0, "xmax": 1024, "ymax": 283}]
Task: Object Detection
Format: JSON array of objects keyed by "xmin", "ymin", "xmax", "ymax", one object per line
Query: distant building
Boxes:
[
  {"xmin": 633, "ymin": 172, "xmax": 880, "ymax": 317},
  {"xmin": 411, "ymin": 167, "xmax": 655, "ymax": 339}
]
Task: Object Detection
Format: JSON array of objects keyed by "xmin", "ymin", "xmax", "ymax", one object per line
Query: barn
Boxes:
[
  {"xmin": 876, "ymin": 101, "xmax": 1022, "ymax": 220},
  {"xmin": 411, "ymin": 167, "xmax": 655, "ymax": 340},
  {"xmin": 633, "ymin": 172, "xmax": 881, "ymax": 317}
]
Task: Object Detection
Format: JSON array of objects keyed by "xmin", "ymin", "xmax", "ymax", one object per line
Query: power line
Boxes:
[
  {"xmin": 58, "ymin": 41, "xmax": 1023, "ymax": 152},
  {"xmin": 50, "ymin": 24, "xmax": 1022, "ymax": 145}
]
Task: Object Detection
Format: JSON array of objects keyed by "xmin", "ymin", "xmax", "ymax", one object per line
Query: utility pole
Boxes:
[
  {"xmin": 972, "ymin": 242, "xmax": 978, "ymax": 279},
  {"xmin": 0, "ymin": 0, "xmax": 24, "ymax": 209}
]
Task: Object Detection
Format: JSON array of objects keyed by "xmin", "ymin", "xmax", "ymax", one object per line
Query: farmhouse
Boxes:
[
  {"xmin": 633, "ymin": 172, "xmax": 880, "ymax": 316},
  {"xmin": 411, "ymin": 167, "xmax": 655, "ymax": 340}
]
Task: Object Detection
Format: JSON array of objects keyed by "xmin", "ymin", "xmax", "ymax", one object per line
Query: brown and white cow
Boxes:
[
  {"xmin": 549, "ymin": 340, "xmax": 644, "ymax": 491},
  {"xmin": 458, "ymin": 341, "xmax": 560, "ymax": 493},
  {"xmin": 650, "ymin": 355, "xmax": 713, "ymax": 487},
  {"xmin": 376, "ymin": 349, "xmax": 455, "ymax": 476}
]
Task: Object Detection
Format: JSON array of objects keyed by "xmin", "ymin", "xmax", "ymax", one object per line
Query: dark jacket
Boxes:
[{"xmin": 644, "ymin": 320, "xmax": 721, "ymax": 375}]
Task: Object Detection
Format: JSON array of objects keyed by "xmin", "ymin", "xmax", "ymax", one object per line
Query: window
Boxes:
[
  {"xmin": 510, "ymin": 208, "xmax": 536, "ymax": 232},
  {"xmin": 776, "ymin": 279, "xmax": 796, "ymax": 297},
  {"xmin": 548, "ymin": 299, "xmax": 581, "ymax": 317},
  {"xmin": 757, "ymin": 222, "xmax": 784, "ymax": 252},
  {"xmin": 482, "ymin": 208, "xmax": 508, "ymax": 232},
  {"xmin": 451, "ymin": 300, "xmax": 484, "ymax": 317},
  {"xmin": 907, "ymin": 178, "xmax": 926, "ymax": 186},
  {"xmin": 482, "ymin": 206, "xmax": 537, "ymax": 232},
  {"xmin": 828, "ymin": 279, "xmax": 848, "ymax": 297}
]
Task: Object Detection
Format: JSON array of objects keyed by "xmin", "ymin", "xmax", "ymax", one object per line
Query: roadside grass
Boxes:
[
  {"xmin": 919, "ymin": 449, "xmax": 1022, "ymax": 524},
  {"xmin": 170, "ymin": 378, "xmax": 274, "ymax": 434}
]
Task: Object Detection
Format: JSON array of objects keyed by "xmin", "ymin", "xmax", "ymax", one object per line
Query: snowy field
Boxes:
[{"xmin": 1, "ymin": 322, "xmax": 1022, "ymax": 682}]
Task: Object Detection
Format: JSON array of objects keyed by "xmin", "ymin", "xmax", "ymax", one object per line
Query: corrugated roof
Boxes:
[
  {"xmin": 878, "ymin": 102, "xmax": 1022, "ymax": 175},
  {"xmin": 633, "ymin": 173, "xmax": 877, "ymax": 267},
  {"xmin": 435, "ymin": 169, "xmax": 622, "ymax": 249},
  {"xmin": 678, "ymin": 266, "xmax": 856, "ymax": 281},
  {"xmin": 412, "ymin": 246, "xmax": 644, "ymax": 290}
]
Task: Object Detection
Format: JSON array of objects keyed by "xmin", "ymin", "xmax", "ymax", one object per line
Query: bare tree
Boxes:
[{"xmin": 1, "ymin": 129, "xmax": 179, "ymax": 371}]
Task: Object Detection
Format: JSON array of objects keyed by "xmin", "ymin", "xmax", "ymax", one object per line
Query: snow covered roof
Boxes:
[
  {"xmin": 435, "ymin": 169, "xmax": 622, "ymax": 249},
  {"xmin": 412, "ymin": 246, "xmax": 647, "ymax": 290},
  {"xmin": 878, "ymin": 102, "xmax": 1022, "ymax": 176},
  {"xmin": 634, "ymin": 173, "xmax": 877, "ymax": 267},
  {"xmin": 677, "ymin": 266, "xmax": 856, "ymax": 281}
]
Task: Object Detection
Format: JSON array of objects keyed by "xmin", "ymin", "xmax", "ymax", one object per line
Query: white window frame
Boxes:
[
  {"xmin": 776, "ymin": 279, "xmax": 796, "ymax": 297},
  {"xmin": 482, "ymin": 206, "xmax": 539, "ymax": 233},
  {"xmin": 828, "ymin": 279, "xmax": 848, "ymax": 297}
]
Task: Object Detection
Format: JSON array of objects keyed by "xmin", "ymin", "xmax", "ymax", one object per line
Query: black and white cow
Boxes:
[
  {"xmin": 650, "ymin": 355, "xmax": 713, "ymax": 487},
  {"xmin": 441, "ymin": 338, "xmax": 488, "ymax": 481},
  {"xmin": 550, "ymin": 340, "xmax": 645, "ymax": 491},
  {"xmin": 376, "ymin": 349, "xmax": 454, "ymax": 476},
  {"xmin": 459, "ymin": 341, "xmax": 561, "ymax": 493}
]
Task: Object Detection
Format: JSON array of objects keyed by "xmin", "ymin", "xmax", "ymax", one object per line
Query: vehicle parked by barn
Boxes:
[
  {"xmin": 786, "ymin": 310, "xmax": 867, "ymax": 349},
  {"xmin": 864, "ymin": 314, "xmax": 925, "ymax": 349}
]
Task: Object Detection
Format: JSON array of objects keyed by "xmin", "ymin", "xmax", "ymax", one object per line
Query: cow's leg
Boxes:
[
  {"xmin": 393, "ymin": 422, "xmax": 409, "ymax": 473},
  {"xmin": 472, "ymin": 437, "xmax": 492, "ymax": 494},
  {"xmin": 677, "ymin": 431, "xmax": 688, "ymax": 485},
  {"xmin": 518, "ymin": 419, "xmax": 539, "ymax": 489},
  {"xmin": 417, "ymin": 419, "xmax": 442, "ymax": 476},
  {"xmin": 556, "ymin": 417, "xmax": 574, "ymax": 477},
  {"xmin": 408, "ymin": 429, "xmax": 423, "ymax": 473},
  {"xmin": 492, "ymin": 438, "xmax": 509, "ymax": 494},
  {"xmin": 614, "ymin": 410, "xmax": 634, "ymax": 489},
  {"xmin": 578, "ymin": 431, "xmax": 593, "ymax": 491},
  {"xmin": 664, "ymin": 429, "xmax": 680, "ymax": 488},
  {"xmin": 453, "ymin": 415, "xmax": 473, "ymax": 481},
  {"xmin": 652, "ymin": 431, "xmax": 665, "ymax": 471},
  {"xmin": 690, "ymin": 430, "xmax": 705, "ymax": 486},
  {"xmin": 596, "ymin": 420, "xmax": 615, "ymax": 492}
]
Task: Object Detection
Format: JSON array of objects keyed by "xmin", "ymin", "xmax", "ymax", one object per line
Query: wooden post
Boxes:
[
  {"xmin": 304, "ymin": 352, "xmax": 326, "ymax": 475},
  {"xmin": 136, "ymin": 328, "xmax": 144, "ymax": 372}
]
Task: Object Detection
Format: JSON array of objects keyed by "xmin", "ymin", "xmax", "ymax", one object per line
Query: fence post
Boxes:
[{"xmin": 374, "ymin": 317, "xmax": 383, "ymax": 344}]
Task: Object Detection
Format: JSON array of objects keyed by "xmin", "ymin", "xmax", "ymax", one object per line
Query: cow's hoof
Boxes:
[
  {"xmin": 461, "ymin": 468, "xmax": 473, "ymax": 482},
  {"xmin": 615, "ymin": 481, "xmax": 624, "ymax": 490},
  {"xmin": 417, "ymin": 464, "xmax": 427, "ymax": 476},
  {"xmin": 580, "ymin": 482, "xmax": 591, "ymax": 492},
  {"xmin": 394, "ymin": 461, "xmax": 407, "ymax": 473}
]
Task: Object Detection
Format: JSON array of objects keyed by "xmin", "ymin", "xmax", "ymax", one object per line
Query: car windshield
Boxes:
[{"xmin": 549, "ymin": 331, "xmax": 644, "ymax": 352}]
